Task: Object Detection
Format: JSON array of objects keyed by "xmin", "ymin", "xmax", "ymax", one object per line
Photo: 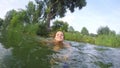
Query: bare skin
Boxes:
[
  {"xmin": 39, "ymin": 31, "xmax": 71, "ymax": 50},
  {"xmin": 50, "ymin": 31, "xmax": 72, "ymax": 67},
  {"xmin": 52, "ymin": 31, "xmax": 71, "ymax": 51}
]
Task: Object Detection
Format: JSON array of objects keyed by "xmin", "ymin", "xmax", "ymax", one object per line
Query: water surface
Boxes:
[{"xmin": 0, "ymin": 41, "xmax": 120, "ymax": 68}]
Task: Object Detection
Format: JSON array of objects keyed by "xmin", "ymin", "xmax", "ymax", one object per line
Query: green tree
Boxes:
[
  {"xmin": 97, "ymin": 26, "xmax": 114, "ymax": 35},
  {"xmin": 3, "ymin": 10, "xmax": 17, "ymax": 28},
  {"xmin": 37, "ymin": 21, "xmax": 49, "ymax": 37},
  {"xmin": 35, "ymin": 0, "xmax": 86, "ymax": 31},
  {"xmin": 0, "ymin": 18, "xmax": 3, "ymax": 29},
  {"xmin": 89, "ymin": 33, "xmax": 97, "ymax": 37},
  {"xmin": 68, "ymin": 26, "xmax": 75, "ymax": 32},
  {"xmin": 10, "ymin": 9, "xmax": 29, "ymax": 26},
  {"xmin": 51, "ymin": 20, "xmax": 68, "ymax": 32},
  {"xmin": 109, "ymin": 30, "xmax": 116, "ymax": 35},
  {"xmin": 26, "ymin": 1, "xmax": 36, "ymax": 23},
  {"xmin": 81, "ymin": 27, "xmax": 89, "ymax": 35}
]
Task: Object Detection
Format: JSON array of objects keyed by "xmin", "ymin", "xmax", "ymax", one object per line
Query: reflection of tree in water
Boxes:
[{"xmin": 1, "ymin": 36, "xmax": 54, "ymax": 68}]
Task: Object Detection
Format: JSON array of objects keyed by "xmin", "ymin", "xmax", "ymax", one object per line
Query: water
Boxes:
[
  {"xmin": 67, "ymin": 42, "xmax": 120, "ymax": 68},
  {"xmin": 48, "ymin": 41, "xmax": 120, "ymax": 68},
  {"xmin": 0, "ymin": 43, "xmax": 12, "ymax": 68},
  {"xmin": 0, "ymin": 41, "xmax": 120, "ymax": 68}
]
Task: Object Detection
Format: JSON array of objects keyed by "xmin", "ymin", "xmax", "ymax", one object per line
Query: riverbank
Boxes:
[{"xmin": 64, "ymin": 32, "xmax": 120, "ymax": 48}]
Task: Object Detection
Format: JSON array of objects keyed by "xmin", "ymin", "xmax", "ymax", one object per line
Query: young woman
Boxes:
[
  {"xmin": 39, "ymin": 31, "xmax": 71, "ymax": 68},
  {"xmin": 50, "ymin": 31, "xmax": 72, "ymax": 68},
  {"xmin": 52, "ymin": 31, "xmax": 71, "ymax": 51}
]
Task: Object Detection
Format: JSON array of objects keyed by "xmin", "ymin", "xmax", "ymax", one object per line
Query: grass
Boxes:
[{"xmin": 64, "ymin": 32, "xmax": 120, "ymax": 48}]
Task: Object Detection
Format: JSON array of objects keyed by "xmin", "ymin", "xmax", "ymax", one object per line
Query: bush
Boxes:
[
  {"xmin": 0, "ymin": 22, "xmax": 53, "ymax": 68},
  {"xmin": 95, "ymin": 35, "xmax": 120, "ymax": 47},
  {"xmin": 64, "ymin": 32, "xmax": 95, "ymax": 44},
  {"xmin": 37, "ymin": 22, "xmax": 49, "ymax": 37}
]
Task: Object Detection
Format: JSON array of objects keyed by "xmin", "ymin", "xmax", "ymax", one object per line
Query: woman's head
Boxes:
[{"xmin": 54, "ymin": 31, "xmax": 64, "ymax": 42}]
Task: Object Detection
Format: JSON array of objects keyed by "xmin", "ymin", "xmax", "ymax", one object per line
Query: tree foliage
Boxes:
[
  {"xmin": 35, "ymin": 0, "xmax": 86, "ymax": 19},
  {"xmin": 37, "ymin": 22, "xmax": 49, "ymax": 37},
  {"xmin": 11, "ymin": 10, "xmax": 29, "ymax": 25},
  {"xmin": 35, "ymin": 0, "xmax": 86, "ymax": 31},
  {"xmin": 26, "ymin": 1, "xmax": 36, "ymax": 23},
  {"xmin": 97, "ymin": 26, "xmax": 116, "ymax": 35},
  {"xmin": 81, "ymin": 27, "xmax": 89, "ymax": 35},
  {"xmin": 51, "ymin": 20, "xmax": 69, "ymax": 32},
  {"xmin": 4, "ymin": 10, "xmax": 17, "ymax": 28},
  {"xmin": 68, "ymin": 26, "xmax": 75, "ymax": 32},
  {"xmin": 0, "ymin": 18, "xmax": 3, "ymax": 28}
]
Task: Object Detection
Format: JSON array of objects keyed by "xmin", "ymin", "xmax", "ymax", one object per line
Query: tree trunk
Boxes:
[{"xmin": 46, "ymin": 13, "xmax": 51, "ymax": 32}]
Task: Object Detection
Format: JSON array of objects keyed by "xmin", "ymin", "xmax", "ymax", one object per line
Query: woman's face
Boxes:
[{"xmin": 54, "ymin": 31, "xmax": 64, "ymax": 42}]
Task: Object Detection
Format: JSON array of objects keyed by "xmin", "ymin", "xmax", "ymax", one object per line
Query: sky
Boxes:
[{"xmin": 0, "ymin": 0, "xmax": 120, "ymax": 34}]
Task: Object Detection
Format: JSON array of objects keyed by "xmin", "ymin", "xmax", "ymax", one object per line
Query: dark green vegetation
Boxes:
[
  {"xmin": 65, "ymin": 26, "xmax": 120, "ymax": 47},
  {"xmin": 0, "ymin": 0, "xmax": 120, "ymax": 49},
  {"xmin": 0, "ymin": 22, "xmax": 53, "ymax": 68},
  {"xmin": 0, "ymin": 0, "xmax": 119, "ymax": 49},
  {"xmin": 0, "ymin": 0, "xmax": 120, "ymax": 68},
  {"xmin": 0, "ymin": 0, "xmax": 86, "ymax": 68},
  {"xmin": 34, "ymin": 0, "xmax": 86, "ymax": 32},
  {"xmin": 0, "ymin": 0, "xmax": 86, "ymax": 42}
]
